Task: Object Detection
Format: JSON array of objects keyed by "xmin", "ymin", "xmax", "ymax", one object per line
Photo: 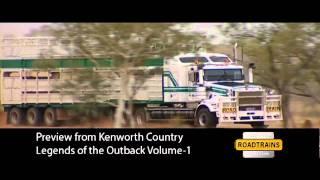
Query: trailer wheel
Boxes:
[
  {"xmin": 251, "ymin": 122, "xmax": 268, "ymax": 128},
  {"xmin": 8, "ymin": 107, "xmax": 24, "ymax": 125},
  {"xmin": 195, "ymin": 108, "xmax": 218, "ymax": 128},
  {"xmin": 26, "ymin": 107, "xmax": 42, "ymax": 126},
  {"xmin": 134, "ymin": 107, "xmax": 147, "ymax": 126},
  {"xmin": 44, "ymin": 107, "xmax": 57, "ymax": 126}
]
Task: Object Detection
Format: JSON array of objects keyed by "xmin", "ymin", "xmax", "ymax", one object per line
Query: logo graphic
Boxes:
[{"xmin": 235, "ymin": 132, "xmax": 283, "ymax": 158}]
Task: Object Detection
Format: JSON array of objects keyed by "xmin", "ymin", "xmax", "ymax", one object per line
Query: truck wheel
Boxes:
[
  {"xmin": 26, "ymin": 107, "xmax": 42, "ymax": 126},
  {"xmin": 251, "ymin": 122, "xmax": 268, "ymax": 128},
  {"xmin": 134, "ymin": 108, "xmax": 147, "ymax": 126},
  {"xmin": 8, "ymin": 107, "xmax": 25, "ymax": 125},
  {"xmin": 44, "ymin": 108, "xmax": 57, "ymax": 126},
  {"xmin": 195, "ymin": 108, "xmax": 218, "ymax": 128}
]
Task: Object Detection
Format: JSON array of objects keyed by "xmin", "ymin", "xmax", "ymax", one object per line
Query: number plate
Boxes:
[
  {"xmin": 222, "ymin": 108, "xmax": 236, "ymax": 113},
  {"xmin": 266, "ymin": 106, "xmax": 281, "ymax": 112},
  {"xmin": 266, "ymin": 102, "xmax": 281, "ymax": 112}
]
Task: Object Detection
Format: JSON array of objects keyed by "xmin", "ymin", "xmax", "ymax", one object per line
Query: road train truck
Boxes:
[{"xmin": 0, "ymin": 52, "xmax": 283, "ymax": 128}]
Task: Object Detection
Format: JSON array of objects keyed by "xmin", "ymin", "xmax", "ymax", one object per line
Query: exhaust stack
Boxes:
[
  {"xmin": 248, "ymin": 63, "xmax": 255, "ymax": 83},
  {"xmin": 233, "ymin": 42, "xmax": 238, "ymax": 63}
]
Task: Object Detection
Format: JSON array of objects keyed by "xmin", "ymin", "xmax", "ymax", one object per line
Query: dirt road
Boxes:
[{"xmin": 0, "ymin": 111, "xmax": 287, "ymax": 128}]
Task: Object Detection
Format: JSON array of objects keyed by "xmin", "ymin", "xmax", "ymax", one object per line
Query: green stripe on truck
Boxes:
[
  {"xmin": 0, "ymin": 58, "xmax": 164, "ymax": 68},
  {"xmin": 164, "ymin": 87, "xmax": 197, "ymax": 92}
]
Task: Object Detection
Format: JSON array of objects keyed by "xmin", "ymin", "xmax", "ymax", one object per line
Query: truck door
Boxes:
[
  {"xmin": 188, "ymin": 87, "xmax": 206, "ymax": 102},
  {"xmin": 163, "ymin": 72, "xmax": 179, "ymax": 102},
  {"xmin": 163, "ymin": 74, "xmax": 176, "ymax": 102}
]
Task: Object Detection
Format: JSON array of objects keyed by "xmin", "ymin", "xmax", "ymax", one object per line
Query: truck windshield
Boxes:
[{"xmin": 204, "ymin": 69, "xmax": 243, "ymax": 81}]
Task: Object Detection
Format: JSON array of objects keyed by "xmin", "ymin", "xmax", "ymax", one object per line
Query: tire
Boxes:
[
  {"xmin": 44, "ymin": 107, "xmax": 57, "ymax": 126},
  {"xmin": 134, "ymin": 107, "xmax": 147, "ymax": 126},
  {"xmin": 8, "ymin": 107, "xmax": 25, "ymax": 125},
  {"xmin": 251, "ymin": 122, "xmax": 268, "ymax": 128},
  {"xmin": 195, "ymin": 108, "xmax": 218, "ymax": 128},
  {"xmin": 26, "ymin": 107, "xmax": 42, "ymax": 126}
]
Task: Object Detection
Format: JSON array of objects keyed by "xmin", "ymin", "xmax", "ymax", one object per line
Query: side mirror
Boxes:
[
  {"xmin": 189, "ymin": 71, "xmax": 200, "ymax": 83},
  {"xmin": 198, "ymin": 69, "xmax": 204, "ymax": 85},
  {"xmin": 188, "ymin": 72, "xmax": 196, "ymax": 82}
]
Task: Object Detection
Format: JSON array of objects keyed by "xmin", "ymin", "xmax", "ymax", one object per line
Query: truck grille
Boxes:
[
  {"xmin": 239, "ymin": 97, "xmax": 262, "ymax": 105},
  {"xmin": 237, "ymin": 91, "xmax": 264, "ymax": 107},
  {"xmin": 238, "ymin": 91, "xmax": 263, "ymax": 96}
]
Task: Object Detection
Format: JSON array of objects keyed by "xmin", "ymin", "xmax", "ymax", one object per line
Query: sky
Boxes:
[
  {"xmin": 0, "ymin": 23, "xmax": 51, "ymax": 36},
  {"xmin": 0, "ymin": 23, "xmax": 226, "ymax": 44}
]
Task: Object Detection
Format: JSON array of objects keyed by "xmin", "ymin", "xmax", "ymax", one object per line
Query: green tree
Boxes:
[{"xmin": 37, "ymin": 23, "xmax": 209, "ymax": 128}]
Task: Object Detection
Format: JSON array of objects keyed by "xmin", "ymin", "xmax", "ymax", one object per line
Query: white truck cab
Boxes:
[{"xmin": 169, "ymin": 53, "xmax": 283, "ymax": 128}]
